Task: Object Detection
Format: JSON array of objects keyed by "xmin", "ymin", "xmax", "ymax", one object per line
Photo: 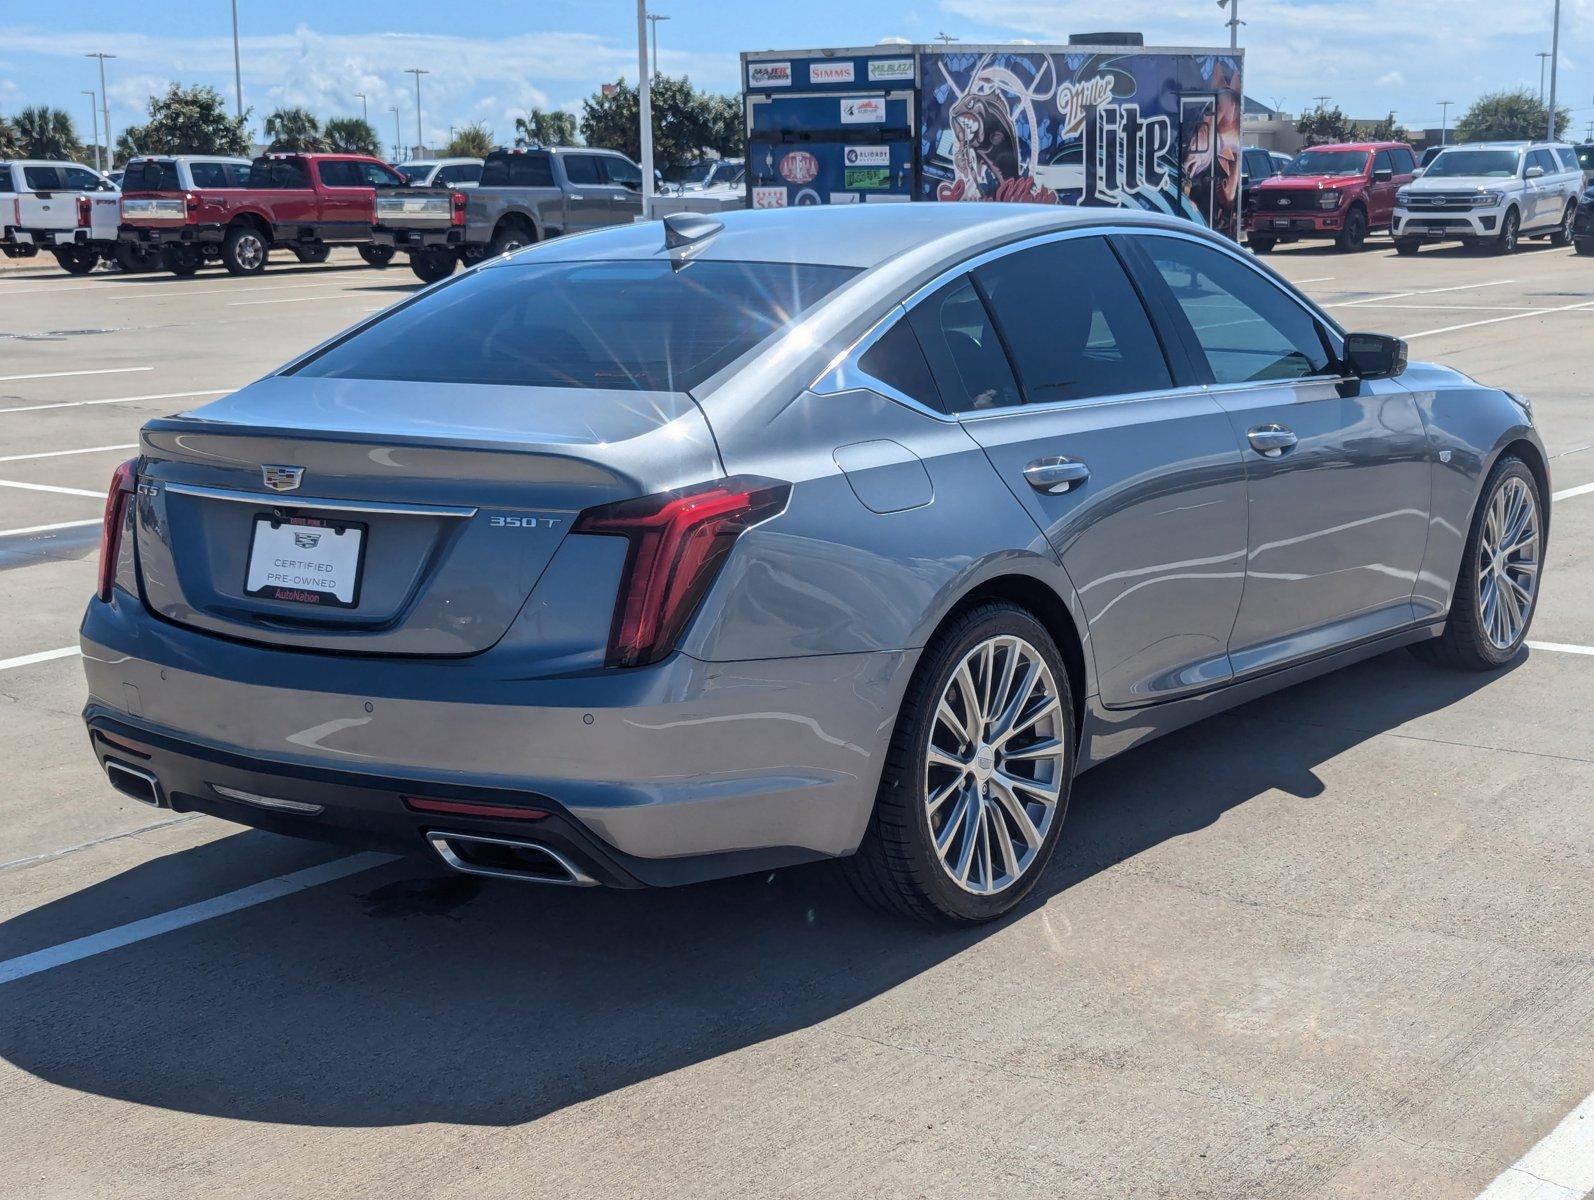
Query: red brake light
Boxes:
[
  {"xmin": 76, "ymin": 195, "xmax": 92, "ymax": 227},
  {"xmin": 450, "ymin": 190, "xmax": 466, "ymax": 226},
  {"xmin": 402, "ymin": 795, "xmax": 549, "ymax": 821},
  {"xmin": 573, "ymin": 476, "xmax": 790, "ymax": 668},
  {"xmin": 97, "ymin": 459, "xmax": 137, "ymax": 602},
  {"xmin": 184, "ymin": 191, "xmax": 199, "ymax": 217}
]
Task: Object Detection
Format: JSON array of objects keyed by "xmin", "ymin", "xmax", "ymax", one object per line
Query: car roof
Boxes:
[
  {"xmin": 129, "ymin": 155, "xmax": 250, "ymax": 163},
  {"xmin": 1300, "ymin": 142, "xmax": 1405, "ymax": 153},
  {"xmin": 501, "ymin": 201, "xmax": 1213, "ymax": 272}
]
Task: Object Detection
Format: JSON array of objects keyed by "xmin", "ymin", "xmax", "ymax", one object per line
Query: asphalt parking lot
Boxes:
[{"xmin": 0, "ymin": 235, "xmax": 1591, "ymax": 1199}]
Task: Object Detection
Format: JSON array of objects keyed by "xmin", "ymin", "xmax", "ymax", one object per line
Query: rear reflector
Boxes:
[
  {"xmin": 402, "ymin": 795, "xmax": 550, "ymax": 822},
  {"xmin": 97, "ymin": 458, "xmax": 137, "ymax": 602},
  {"xmin": 573, "ymin": 476, "xmax": 790, "ymax": 668}
]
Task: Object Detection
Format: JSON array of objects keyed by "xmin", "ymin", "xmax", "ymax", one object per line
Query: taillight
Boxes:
[
  {"xmin": 450, "ymin": 190, "xmax": 466, "ymax": 226},
  {"xmin": 402, "ymin": 795, "xmax": 549, "ymax": 821},
  {"xmin": 97, "ymin": 459, "xmax": 137, "ymax": 602},
  {"xmin": 76, "ymin": 195, "xmax": 92, "ymax": 227},
  {"xmin": 185, "ymin": 191, "xmax": 199, "ymax": 220},
  {"xmin": 573, "ymin": 476, "xmax": 790, "ymax": 668}
]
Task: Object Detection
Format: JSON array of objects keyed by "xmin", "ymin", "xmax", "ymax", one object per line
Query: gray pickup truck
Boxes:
[{"xmin": 371, "ymin": 146, "xmax": 645, "ymax": 281}]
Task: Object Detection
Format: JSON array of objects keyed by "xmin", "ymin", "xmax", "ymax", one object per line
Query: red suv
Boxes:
[{"xmin": 1247, "ymin": 141, "xmax": 1417, "ymax": 253}]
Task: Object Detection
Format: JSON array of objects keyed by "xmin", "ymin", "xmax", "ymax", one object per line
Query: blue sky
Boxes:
[{"xmin": 3, "ymin": 1, "xmax": 1592, "ymax": 153}]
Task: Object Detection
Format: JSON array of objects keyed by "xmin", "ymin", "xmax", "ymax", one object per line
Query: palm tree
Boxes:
[
  {"xmin": 15, "ymin": 105, "xmax": 83, "ymax": 160},
  {"xmin": 514, "ymin": 109, "xmax": 578, "ymax": 148},
  {"xmin": 0, "ymin": 115, "xmax": 22, "ymax": 158},
  {"xmin": 324, "ymin": 117, "xmax": 381, "ymax": 156},
  {"xmin": 443, "ymin": 121, "xmax": 494, "ymax": 157},
  {"xmin": 263, "ymin": 107, "xmax": 327, "ymax": 153}
]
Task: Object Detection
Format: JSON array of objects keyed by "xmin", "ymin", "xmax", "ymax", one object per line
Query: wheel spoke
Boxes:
[
  {"xmin": 926, "ymin": 775, "xmax": 964, "ymax": 817},
  {"xmin": 927, "ymin": 744, "xmax": 970, "ymax": 774},
  {"xmin": 954, "ymin": 794, "xmax": 982, "ymax": 885},
  {"xmin": 935, "ymin": 696, "xmax": 973, "ymax": 749},
  {"xmin": 1000, "ymin": 736, "xmax": 1063, "ymax": 764},
  {"xmin": 954, "ymin": 662, "xmax": 983, "ymax": 731},
  {"xmin": 995, "ymin": 696, "xmax": 1060, "ymax": 749},
  {"xmin": 935, "ymin": 789, "xmax": 972, "ymax": 856},
  {"xmin": 989, "ymin": 804, "xmax": 1020, "ymax": 879},
  {"xmin": 990, "ymin": 660, "xmax": 1041, "ymax": 744},
  {"xmin": 990, "ymin": 777, "xmax": 1045, "ymax": 849}
]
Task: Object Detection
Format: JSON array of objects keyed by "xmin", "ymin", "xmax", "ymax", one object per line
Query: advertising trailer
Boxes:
[{"xmin": 742, "ymin": 43, "xmax": 1244, "ymax": 239}]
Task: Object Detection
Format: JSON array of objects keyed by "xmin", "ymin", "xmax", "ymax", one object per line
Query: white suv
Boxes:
[{"xmin": 1392, "ymin": 141, "xmax": 1584, "ymax": 254}]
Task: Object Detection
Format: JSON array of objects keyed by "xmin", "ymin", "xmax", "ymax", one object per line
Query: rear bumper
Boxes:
[
  {"xmin": 371, "ymin": 225, "xmax": 467, "ymax": 250},
  {"xmin": 80, "ymin": 594, "xmax": 913, "ymax": 884},
  {"xmin": 16, "ymin": 226, "xmax": 90, "ymax": 247},
  {"xmin": 1392, "ymin": 209, "xmax": 1501, "ymax": 240},
  {"xmin": 120, "ymin": 224, "xmax": 223, "ymax": 247}
]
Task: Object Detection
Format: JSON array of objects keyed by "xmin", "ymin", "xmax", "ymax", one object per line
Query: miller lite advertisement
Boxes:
[{"xmin": 919, "ymin": 50, "xmax": 1244, "ymax": 237}]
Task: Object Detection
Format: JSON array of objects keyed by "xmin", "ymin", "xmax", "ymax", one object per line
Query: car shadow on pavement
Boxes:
[{"xmin": 0, "ymin": 648, "xmax": 1515, "ymax": 1128}]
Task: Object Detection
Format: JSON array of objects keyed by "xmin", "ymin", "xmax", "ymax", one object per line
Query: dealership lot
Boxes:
[{"xmin": 0, "ymin": 241, "xmax": 1591, "ymax": 1198}]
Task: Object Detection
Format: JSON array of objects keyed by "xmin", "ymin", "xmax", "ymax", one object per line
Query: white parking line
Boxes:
[
  {"xmin": 1328, "ymin": 279, "xmax": 1520, "ymax": 307},
  {"xmin": 0, "ymin": 479, "xmax": 103, "ymax": 498},
  {"xmin": 228, "ymin": 292, "xmax": 382, "ymax": 307},
  {"xmin": 1294, "ymin": 276, "xmax": 1336, "ymax": 284},
  {"xmin": 0, "ymin": 274, "xmax": 367, "ymax": 300},
  {"xmin": 0, "ymin": 366, "xmax": 152, "ymax": 383},
  {"xmin": 0, "ymin": 518, "xmax": 98, "ymax": 538},
  {"xmin": 1527, "ymin": 641, "xmax": 1594, "ymax": 657},
  {"xmin": 1406, "ymin": 300, "xmax": 1594, "ymax": 340},
  {"xmin": 0, "ymin": 851, "xmax": 396, "ymax": 986},
  {"xmin": 1474, "ymin": 1088, "xmax": 1594, "ymax": 1200},
  {"xmin": 0, "ymin": 443, "xmax": 136, "ymax": 464},
  {"xmin": 0, "ymin": 388, "xmax": 229, "ymax": 415},
  {"xmin": 1553, "ymin": 481, "xmax": 1594, "ymax": 503},
  {"xmin": 0, "ymin": 646, "xmax": 79, "ymax": 672}
]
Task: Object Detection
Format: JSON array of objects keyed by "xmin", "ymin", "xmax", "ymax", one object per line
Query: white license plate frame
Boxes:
[{"xmin": 244, "ymin": 515, "xmax": 366, "ymax": 608}]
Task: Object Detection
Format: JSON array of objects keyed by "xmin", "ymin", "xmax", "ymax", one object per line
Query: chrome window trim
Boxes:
[
  {"xmin": 164, "ymin": 482, "xmax": 477, "ymax": 519},
  {"xmin": 811, "ymin": 222, "xmax": 1349, "ymax": 422}
]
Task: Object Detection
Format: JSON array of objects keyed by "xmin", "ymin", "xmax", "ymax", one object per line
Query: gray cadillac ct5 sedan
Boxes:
[{"xmin": 81, "ymin": 204, "xmax": 1548, "ymax": 923}]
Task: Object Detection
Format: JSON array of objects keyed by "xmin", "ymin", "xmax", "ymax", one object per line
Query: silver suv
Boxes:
[{"xmin": 1393, "ymin": 141, "xmax": 1584, "ymax": 253}]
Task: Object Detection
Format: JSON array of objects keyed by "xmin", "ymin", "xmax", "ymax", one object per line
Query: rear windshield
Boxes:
[
  {"xmin": 1284, "ymin": 150, "xmax": 1369, "ymax": 177},
  {"xmin": 1426, "ymin": 149, "xmax": 1520, "ymax": 178},
  {"xmin": 291, "ymin": 259, "xmax": 859, "ymax": 392},
  {"xmin": 1578, "ymin": 145, "xmax": 1594, "ymax": 170},
  {"xmin": 123, "ymin": 160, "xmax": 181, "ymax": 191}
]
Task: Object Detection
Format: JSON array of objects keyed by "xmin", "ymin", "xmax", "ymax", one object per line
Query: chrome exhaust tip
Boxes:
[
  {"xmin": 426, "ymin": 831, "xmax": 598, "ymax": 887},
  {"xmin": 105, "ymin": 759, "xmax": 166, "ymax": 808}
]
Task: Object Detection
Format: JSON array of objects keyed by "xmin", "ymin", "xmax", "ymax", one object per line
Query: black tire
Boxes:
[
  {"xmin": 1394, "ymin": 237, "xmax": 1421, "ymax": 256},
  {"xmin": 1410, "ymin": 456, "xmax": 1543, "ymax": 672},
  {"xmin": 1492, "ymin": 207, "xmax": 1520, "ymax": 255},
  {"xmin": 1550, "ymin": 202, "xmax": 1578, "ymax": 248},
  {"xmin": 1576, "ymin": 237, "xmax": 1594, "ymax": 257},
  {"xmin": 221, "ymin": 223, "xmax": 268, "ymax": 275},
  {"xmin": 488, "ymin": 221, "xmax": 534, "ymax": 258},
  {"xmin": 841, "ymin": 601, "xmax": 1076, "ymax": 924},
  {"xmin": 52, "ymin": 246, "xmax": 98, "ymax": 275},
  {"xmin": 409, "ymin": 248, "xmax": 458, "ymax": 284},
  {"xmin": 1248, "ymin": 235, "xmax": 1277, "ymax": 254},
  {"xmin": 1335, "ymin": 206, "xmax": 1368, "ymax": 252},
  {"xmin": 291, "ymin": 244, "xmax": 330, "ymax": 264},
  {"xmin": 358, "ymin": 245, "xmax": 395, "ymax": 268},
  {"xmin": 162, "ymin": 244, "xmax": 202, "ymax": 276},
  {"xmin": 113, "ymin": 241, "xmax": 160, "ymax": 273}
]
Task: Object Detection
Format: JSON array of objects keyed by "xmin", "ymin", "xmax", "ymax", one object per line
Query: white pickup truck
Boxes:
[{"xmin": 0, "ymin": 159, "xmax": 121, "ymax": 273}]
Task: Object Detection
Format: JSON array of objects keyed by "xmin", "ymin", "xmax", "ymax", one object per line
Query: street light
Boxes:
[
  {"xmin": 229, "ymin": 0, "xmax": 243, "ymax": 119},
  {"xmin": 404, "ymin": 68, "xmax": 429, "ymax": 156},
  {"xmin": 355, "ymin": 92, "xmax": 368, "ymax": 123},
  {"xmin": 1546, "ymin": 0, "xmax": 1562, "ymax": 140},
  {"xmin": 1216, "ymin": 0, "xmax": 1243, "ymax": 52},
  {"xmin": 1537, "ymin": 51, "xmax": 1552, "ymax": 103},
  {"xmin": 934, "ymin": 31, "xmax": 960, "ymax": 45},
  {"xmin": 388, "ymin": 105, "xmax": 402, "ymax": 163},
  {"xmin": 646, "ymin": 12, "xmax": 670, "ymax": 77},
  {"xmin": 81, "ymin": 90, "xmax": 100, "ymax": 172},
  {"xmin": 1438, "ymin": 100, "xmax": 1453, "ymax": 145},
  {"xmin": 85, "ymin": 53, "xmax": 115, "ymax": 167}
]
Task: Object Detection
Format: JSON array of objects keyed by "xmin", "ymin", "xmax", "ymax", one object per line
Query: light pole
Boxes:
[
  {"xmin": 1536, "ymin": 52, "xmax": 1551, "ymax": 103},
  {"xmin": 1217, "ymin": 0, "xmax": 1242, "ymax": 51},
  {"xmin": 85, "ymin": 53, "xmax": 114, "ymax": 167},
  {"xmin": 404, "ymin": 68, "xmax": 428, "ymax": 155},
  {"xmin": 636, "ymin": 0, "xmax": 654, "ymax": 220},
  {"xmin": 1438, "ymin": 100, "xmax": 1453, "ymax": 145},
  {"xmin": 81, "ymin": 90, "xmax": 100, "ymax": 172},
  {"xmin": 356, "ymin": 92, "xmax": 368, "ymax": 123},
  {"xmin": 389, "ymin": 105, "xmax": 402, "ymax": 162},
  {"xmin": 230, "ymin": 0, "xmax": 243, "ymax": 119},
  {"xmin": 1546, "ymin": 0, "xmax": 1561, "ymax": 140},
  {"xmin": 646, "ymin": 12, "xmax": 670, "ymax": 77}
]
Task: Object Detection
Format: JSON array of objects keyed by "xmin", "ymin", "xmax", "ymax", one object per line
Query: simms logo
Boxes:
[
  {"xmin": 809, "ymin": 62, "xmax": 855, "ymax": 84},
  {"xmin": 748, "ymin": 62, "xmax": 792, "ymax": 88}
]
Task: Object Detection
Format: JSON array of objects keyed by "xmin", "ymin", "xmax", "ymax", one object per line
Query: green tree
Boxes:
[
  {"xmin": 0, "ymin": 115, "xmax": 21, "ymax": 158},
  {"xmin": 324, "ymin": 116, "xmax": 381, "ymax": 156},
  {"xmin": 118, "ymin": 84, "xmax": 250, "ymax": 160},
  {"xmin": 15, "ymin": 105, "xmax": 83, "ymax": 159},
  {"xmin": 703, "ymin": 93, "xmax": 744, "ymax": 159},
  {"xmin": 444, "ymin": 121, "xmax": 494, "ymax": 157},
  {"xmin": 514, "ymin": 108, "xmax": 579, "ymax": 147},
  {"xmin": 264, "ymin": 107, "xmax": 327, "ymax": 153},
  {"xmin": 580, "ymin": 75, "xmax": 740, "ymax": 167},
  {"xmin": 1363, "ymin": 111, "xmax": 1407, "ymax": 142},
  {"xmin": 1295, "ymin": 102, "xmax": 1355, "ymax": 147},
  {"xmin": 1454, "ymin": 88, "xmax": 1568, "ymax": 142}
]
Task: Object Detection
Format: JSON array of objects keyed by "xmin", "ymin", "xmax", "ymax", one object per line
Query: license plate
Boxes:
[
  {"xmin": 245, "ymin": 516, "xmax": 365, "ymax": 608},
  {"xmin": 1271, "ymin": 218, "xmax": 1293, "ymax": 229}
]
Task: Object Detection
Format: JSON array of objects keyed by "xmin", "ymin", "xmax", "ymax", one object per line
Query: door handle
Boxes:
[
  {"xmin": 1247, "ymin": 424, "xmax": 1298, "ymax": 457},
  {"xmin": 568, "ymin": 193, "xmax": 584, "ymax": 201},
  {"xmin": 1023, "ymin": 457, "xmax": 1090, "ymax": 494}
]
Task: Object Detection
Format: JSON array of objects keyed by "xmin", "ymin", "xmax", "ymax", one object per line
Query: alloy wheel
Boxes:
[
  {"xmin": 924, "ymin": 635, "xmax": 1067, "ymax": 896},
  {"xmin": 1476, "ymin": 475, "xmax": 1540, "ymax": 650},
  {"xmin": 238, "ymin": 234, "xmax": 264, "ymax": 270}
]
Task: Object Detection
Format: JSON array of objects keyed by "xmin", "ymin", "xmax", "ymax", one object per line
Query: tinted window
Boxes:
[
  {"xmin": 62, "ymin": 166, "xmax": 104, "ymax": 190},
  {"xmin": 361, "ymin": 162, "xmax": 405, "ymax": 188},
  {"xmin": 252, "ymin": 159, "xmax": 309, "ymax": 188},
  {"xmin": 1557, "ymin": 148, "xmax": 1579, "ymax": 173},
  {"xmin": 1372, "ymin": 150, "xmax": 1394, "ymax": 175},
  {"xmin": 22, "ymin": 166, "xmax": 62, "ymax": 190},
  {"xmin": 975, "ymin": 237, "xmax": 1171, "ymax": 404},
  {"xmin": 318, "ymin": 160, "xmax": 363, "ymax": 187},
  {"xmin": 1140, "ymin": 236, "xmax": 1332, "ymax": 384},
  {"xmin": 440, "ymin": 163, "xmax": 482, "ymax": 184},
  {"xmin": 1579, "ymin": 146, "xmax": 1594, "ymax": 170},
  {"xmin": 226, "ymin": 163, "xmax": 252, "ymax": 187},
  {"xmin": 563, "ymin": 155, "xmax": 603, "ymax": 186},
  {"xmin": 1425, "ymin": 149, "xmax": 1519, "ymax": 178},
  {"xmin": 1285, "ymin": 150, "xmax": 1369, "ymax": 176},
  {"xmin": 601, "ymin": 156, "xmax": 641, "ymax": 187},
  {"xmin": 907, "ymin": 278, "xmax": 1022, "ymax": 412},
  {"xmin": 858, "ymin": 318, "xmax": 941, "ymax": 411},
  {"xmin": 124, "ymin": 160, "xmax": 180, "ymax": 191},
  {"xmin": 294, "ymin": 259, "xmax": 858, "ymax": 392},
  {"xmin": 1391, "ymin": 146, "xmax": 1416, "ymax": 172},
  {"xmin": 0, "ymin": 167, "xmax": 12, "ymax": 195},
  {"xmin": 188, "ymin": 162, "xmax": 229, "ymax": 188},
  {"xmin": 481, "ymin": 153, "xmax": 554, "ymax": 187}
]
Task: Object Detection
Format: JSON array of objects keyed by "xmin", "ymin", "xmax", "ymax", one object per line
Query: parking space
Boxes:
[{"xmin": 0, "ymin": 240, "xmax": 1591, "ymax": 1198}]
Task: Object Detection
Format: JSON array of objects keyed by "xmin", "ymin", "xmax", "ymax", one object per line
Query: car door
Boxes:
[
  {"xmin": 557, "ymin": 154, "xmax": 610, "ymax": 234},
  {"xmin": 1367, "ymin": 150, "xmax": 1398, "ymax": 227},
  {"xmin": 19, "ymin": 165, "xmax": 69, "ymax": 231},
  {"xmin": 1524, "ymin": 149, "xmax": 1557, "ymax": 227},
  {"xmin": 599, "ymin": 155, "xmax": 644, "ymax": 223},
  {"xmin": 932, "ymin": 232, "xmax": 1251, "ymax": 708},
  {"xmin": 1123, "ymin": 232, "xmax": 1431, "ymax": 675}
]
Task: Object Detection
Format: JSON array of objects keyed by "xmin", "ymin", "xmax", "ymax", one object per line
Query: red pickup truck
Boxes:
[
  {"xmin": 119, "ymin": 152, "xmax": 407, "ymax": 276},
  {"xmin": 1246, "ymin": 141, "xmax": 1418, "ymax": 253}
]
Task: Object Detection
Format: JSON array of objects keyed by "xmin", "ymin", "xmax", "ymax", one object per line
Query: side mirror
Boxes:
[
  {"xmin": 1411, "ymin": 167, "xmax": 1426, "ymax": 178},
  {"xmin": 1372, "ymin": 167, "xmax": 1393, "ymax": 183},
  {"xmin": 1526, "ymin": 165, "xmax": 1545, "ymax": 179},
  {"xmin": 1344, "ymin": 332, "xmax": 1408, "ymax": 380},
  {"xmin": 654, "ymin": 169, "xmax": 664, "ymax": 183}
]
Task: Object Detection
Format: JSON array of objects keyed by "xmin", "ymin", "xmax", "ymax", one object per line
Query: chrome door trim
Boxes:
[{"xmin": 163, "ymin": 482, "xmax": 478, "ymax": 519}]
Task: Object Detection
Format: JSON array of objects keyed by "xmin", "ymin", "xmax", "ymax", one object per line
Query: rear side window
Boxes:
[
  {"xmin": 62, "ymin": 166, "xmax": 105, "ymax": 190},
  {"xmin": 439, "ymin": 163, "xmax": 481, "ymax": 185},
  {"xmin": 22, "ymin": 166, "xmax": 62, "ymax": 190},
  {"xmin": 482, "ymin": 153, "xmax": 554, "ymax": 187},
  {"xmin": 858, "ymin": 318, "xmax": 941, "ymax": 411},
  {"xmin": 975, "ymin": 237, "xmax": 1171, "ymax": 404},
  {"xmin": 252, "ymin": 159, "xmax": 309, "ymax": 188},
  {"xmin": 292, "ymin": 259, "xmax": 859, "ymax": 392},
  {"xmin": 124, "ymin": 160, "xmax": 180, "ymax": 190},
  {"xmin": 907, "ymin": 278, "xmax": 1023, "ymax": 412},
  {"xmin": 563, "ymin": 155, "xmax": 603, "ymax": 185},
  {"xmin": 189, "ymin": 162, "xmax": 228, "ymax": 188},
  {"xmin": 1555, "ymin": 148, "xmax": 1579, "ymax": 174},
  {"xmin": 0, "ymin": 167, "xmax": 12, "ymax": 195},
  {"xmin": 1138, "ymin": 236, "xmax": 1332, "ymax": 384},
  {"xmin": 318, "ymin": 161, "xmax": 362, "ymax": 187}
]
